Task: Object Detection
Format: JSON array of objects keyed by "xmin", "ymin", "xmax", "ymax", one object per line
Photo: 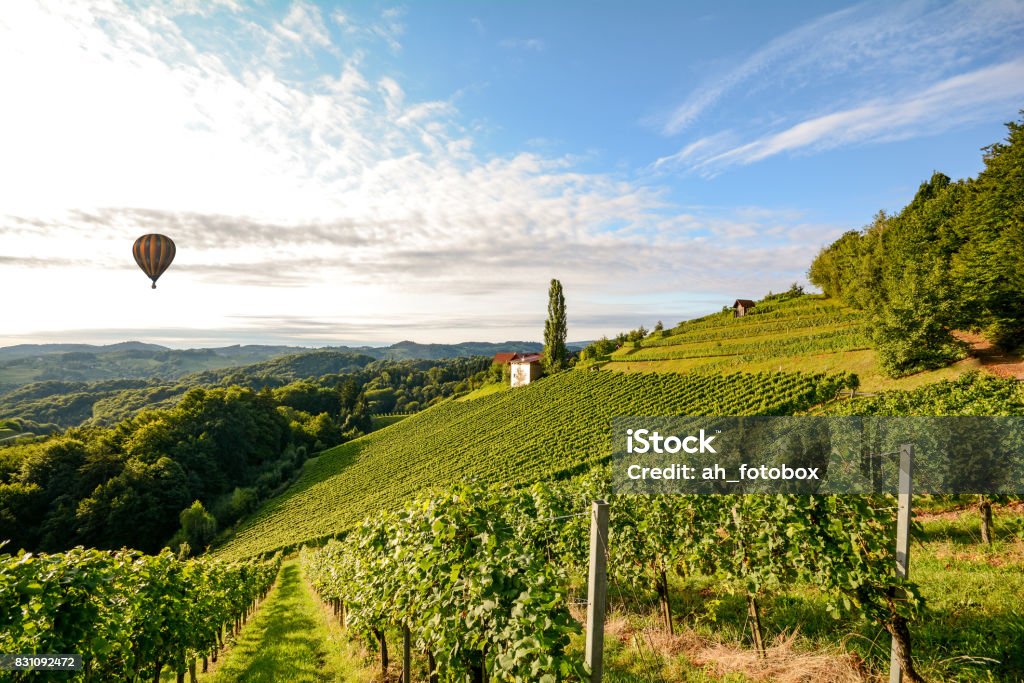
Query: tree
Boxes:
[
  {"xmin": 180, "ymin": 500, "xmax": 217, "ymax": 552},
  {"xmin": 543, "ymin": 279, "xmax": 568, "ymax": 373}
]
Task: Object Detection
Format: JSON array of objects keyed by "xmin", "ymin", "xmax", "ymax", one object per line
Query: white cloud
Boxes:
[
  {"xmin": 0, "ymin": 0, "xmax": 834, "ymax": 345},
  {"xmin": 658, "ymin": 58, "xmax": 1024, "ymax": 174},
  {"xmin": 278, "ymin": 1, "xmax": 331, "ymax": 48},
  {"xmin": 658, "ymin": 0, "xmax": 1024, "ymax": 135},
  {"xmin": 370, "ymin": 6, "xmax": 405, "ymax": 53}
]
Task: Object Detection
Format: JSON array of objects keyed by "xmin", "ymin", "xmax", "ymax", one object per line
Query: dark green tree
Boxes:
[
  {"xmin": 543, "ymin": 279, "xmax": 568, "ymax": 373},
  {"xmin": 179, "ymin": 499, "xmax": 217, "ymax": 551}
]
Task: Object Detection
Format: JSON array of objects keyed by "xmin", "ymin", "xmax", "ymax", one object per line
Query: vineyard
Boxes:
[
  {"xmin": 0, "ymin": 546, "xmax": 280, "ymax": 681},
  {"xmin": 4, "ymin": 303, "xmax": 1022, "ymax": 681},
  {"xmin": 295, "ymin": 373, "xmax": 1024, "ymax": 682},
  {"xmin": 823, "ymin": 371, "xmax": 1024, "ymax": 416},
  {"xmin": 641, "ymin": 308, "xmax": 862, "ymax": 347},
  {"xmin": 302, "ymin": 478, "xmax": 924, "ymax": 682},
  {"xmin": 618, "ymin": 327, "xmax": 869, "ymax": 363},
  {"xmin": 1, "ymin": 370, "xmax": 1021, "ymax": 681},
  {"xmin": 600, "ymin": 295, "xmax": 973, "ymax": 392},
  {"xmin": 216, "ymin": 370, "xmax": 852, "ymax": 560}
]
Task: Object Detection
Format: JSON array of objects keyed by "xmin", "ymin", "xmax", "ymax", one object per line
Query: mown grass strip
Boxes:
[{"xmin": 207, "ymin": 559, "xmax": 345, "ymax": 682}]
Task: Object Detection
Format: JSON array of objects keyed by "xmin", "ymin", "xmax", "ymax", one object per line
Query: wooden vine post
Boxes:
[
  {"xmin": 889, "ymin": 443, "xmax": 914, "ymax": 683},
  {"xmin": 585, "ymin": 500, "xmax": 609, "ymax": 683},
  {"xmin": 403, "ymin": 626, "xmax": 412, "ymax": 683}
]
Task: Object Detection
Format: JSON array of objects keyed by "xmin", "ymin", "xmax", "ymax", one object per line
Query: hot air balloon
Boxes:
[{"xmin": 132, "ymin": 234, "xmax": 176, "ymax": 289}]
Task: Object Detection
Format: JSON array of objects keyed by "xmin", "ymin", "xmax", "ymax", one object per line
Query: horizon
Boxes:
[
  {"xmin": 2, "ymin": 1, "xmax": 1023, "ymax": 346},
  {"xmin": 0, "ymin": 337, "xmax": 598, "ymax": 351}
]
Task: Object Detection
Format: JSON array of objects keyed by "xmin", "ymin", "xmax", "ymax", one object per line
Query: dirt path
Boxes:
[{"xmin": 953, "ymin": 331, "xmax": 1024, "ymax": 379}]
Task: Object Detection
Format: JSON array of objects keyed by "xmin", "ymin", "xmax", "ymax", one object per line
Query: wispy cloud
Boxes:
[
  {"xmin": 650, "ymin": 0, "xmax": 1024, "ymax": 178},
  {"xmin": 660, "ymin": 0, "xmax": 1024, "ymax": 136},
  {"xmin": 277, "ymin": 1, "xmax": 331, "ymax": 48},
  {"xmin": 498, "ymin": 38, "xmax": 545, "ymax": 52},
  {"xmin": 657, "ymin": 58, "xmax": 1024, "ymax": 174}
]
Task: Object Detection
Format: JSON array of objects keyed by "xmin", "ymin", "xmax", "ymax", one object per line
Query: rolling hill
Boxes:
[
  {"xmin": 0, "ymin": 343, "xmax": 299, "ymax": 390},
  {"xmin": 215, "ymin": 293, "xmax": 1015, "ymax": 561},
  {"xmin": 602, "ymin": 293, "xmax": 977, "ymax": 392},
  {"xmin": 0, "ymin": 340, "xmax": 552, "ymax": 392},
  {"xmin": 215, "ymin": 368, "xmax": 849, "ymax": 559}
]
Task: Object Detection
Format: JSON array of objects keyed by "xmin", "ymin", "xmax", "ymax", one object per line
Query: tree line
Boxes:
[
  {"xmin": 809, "ymin": 114, "xmax": 1024, "ymax": 376},
  {"xmin": 0, "ymin": 357, "xmax": 491, "ymax": 555}
]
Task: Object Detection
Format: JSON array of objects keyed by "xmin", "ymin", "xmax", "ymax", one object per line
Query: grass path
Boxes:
[{"xmin": 206, "ymin": 558, "xmax": 353, "ymax": 682}]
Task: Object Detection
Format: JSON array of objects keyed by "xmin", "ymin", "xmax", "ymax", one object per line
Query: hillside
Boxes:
[
  {"xmin": 0, "ymin": 356, "xmax": 493, "ymax": 554},
  {"xmin": 0, "ymin": 418, "xmax": 57, "ymax": 445},
  {"xmin": 0, "ymin": 351, "xmax": 497, "ymax": 428},
  {"xmin": 0, "ymin": 340, "xmax": 548, "ymax": 392},
  {"xmin": 0, "ymin": 343, "xmax": 300, "ymax": 391},
  {"xmin": 602, "ymin": 293, "xmax": 978, "ymax": 391},
  {"xmin": 216, "ymin": 369, "xmax": 848, "ymax": 559},
  {"xmin": 218, "ymin": 291, "xmax": 1020, "ymax": 562}
]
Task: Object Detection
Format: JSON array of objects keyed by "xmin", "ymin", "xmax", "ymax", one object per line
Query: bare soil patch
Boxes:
[{"xmin": 953, "ymin": 331, "xmax": 1024, "ymax": 379}]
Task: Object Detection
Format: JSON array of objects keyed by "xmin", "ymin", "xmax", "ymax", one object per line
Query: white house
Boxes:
[{"xmin": 509, "ymin": 353, "xmax": 543, "ymax": 387}]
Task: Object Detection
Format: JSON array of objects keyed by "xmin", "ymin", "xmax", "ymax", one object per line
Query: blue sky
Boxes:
[{"xmin": 1, "ymin": 0, "xmax": 1023, "ymax": 346}]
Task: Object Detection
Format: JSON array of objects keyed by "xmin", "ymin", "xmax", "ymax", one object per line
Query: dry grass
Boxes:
[
  {"xmin": 916, "ymin": 499, "xmax": 1024, "ymax": 522},
  {"xmin": 601, "ymin": 610, "xmax": 870, "ymax": 683}
]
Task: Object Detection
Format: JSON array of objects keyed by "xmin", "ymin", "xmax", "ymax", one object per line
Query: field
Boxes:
[{"xmin": 604, "ymin": 295, "xmax": 976, "ymax": 392}]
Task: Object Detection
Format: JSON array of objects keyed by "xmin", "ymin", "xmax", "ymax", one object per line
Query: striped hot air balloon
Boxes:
[{"xmin": 132, "ymin": 234, "xmax": 176, "ymax": 289}]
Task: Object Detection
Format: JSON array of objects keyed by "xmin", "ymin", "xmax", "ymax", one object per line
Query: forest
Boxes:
[
  {"xmin": 0, "ymin": 355, "xmax": 491, "ymax": 556},
  {"xmin": 808, "ymin": 114, "xmax": 1024, "ymax": 376},
  {"xmin": 0, "ymin": 352, "xmax": 493, "ymax": 429}
]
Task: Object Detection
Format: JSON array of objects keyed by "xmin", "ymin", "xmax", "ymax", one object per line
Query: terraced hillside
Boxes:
[
  {"xmin": 607, "ymin": 294, "xmax": 977, "ymax": 391},
  {"xmin": 215, "ymin": 369, "xmax": 849, "ymax": 559}
]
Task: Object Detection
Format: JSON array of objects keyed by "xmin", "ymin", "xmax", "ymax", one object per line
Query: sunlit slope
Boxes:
[
  {"xmin": 612, "ymin": 295, "xmax": 866, "ymax": 363},
  {"xmin": 216, "ymin": 370, "xmax": 847, "ymax": 560},
  {"xmin": 608, "ymin": 295, "xmax": 976, "ymax": 391}
]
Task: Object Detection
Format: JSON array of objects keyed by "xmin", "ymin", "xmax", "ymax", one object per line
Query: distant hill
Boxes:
[
  {"xmin": 364, "ymin": 340, "xmax": 545, "ymax": 361},
  {"xmin": 0, "ymin": 417, "xmax": 58, "ymax": 445},
  {"xmin": 0, "ymin": 341, "xmax": 170, "ymax": 360},
  {"xmin": 0, "ymin": 344, "xmax": 534, "ymax": 428},
  {"xmin": 0, "ymin": 351, "xmax": 377, "ymax": 428},
  {"xmin": 0, "ymin": 340, "xmax": 551, "ymax": 393},
  {"xmin": 0, "ymin": 344, "xmax": 303, "ymax": 391}
]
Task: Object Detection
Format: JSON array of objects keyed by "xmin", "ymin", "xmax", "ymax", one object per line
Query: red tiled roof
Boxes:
[
  {"xmin": 492, "ymin": 352, "xmax": 518, "ymax": 364},
  {"xmin": 512, "ymin": 353, "xmax": 543, "ymax": 364}
]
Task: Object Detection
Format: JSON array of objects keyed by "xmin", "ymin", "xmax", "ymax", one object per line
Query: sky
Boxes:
[{"xmin": 2, "ymin": 0, "xmax": 1023, "ymax": 347}]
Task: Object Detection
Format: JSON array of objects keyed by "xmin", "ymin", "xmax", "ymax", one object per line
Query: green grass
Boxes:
[
  {"xmin": 201, "ymin": 559, "xmax": 356, "ymax": 682},
  {"xmin": 613, "ymin": 327, "xmax": 870, "ymax": 362},
  {"xmin": 605, "ymin": 295, "xmax": 870, "ymax": 367},
  {"xmin": 456, "ymin": 381, "xmax": 510, "ymax": 401},
  {"xmin": 568, "ymin": 509, "xmax": 1024, "ymax": 682},
  {"xmin": 369, "ymin": 413, "xmax": 409, "ymax": 430}
]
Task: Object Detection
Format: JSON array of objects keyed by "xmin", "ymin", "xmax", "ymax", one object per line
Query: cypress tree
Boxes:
[{"xmin": 543, "ymin": 278, "xmax": 567, "ymax": 373}]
